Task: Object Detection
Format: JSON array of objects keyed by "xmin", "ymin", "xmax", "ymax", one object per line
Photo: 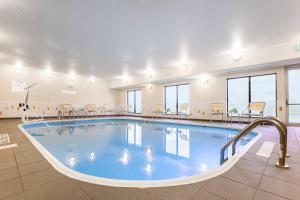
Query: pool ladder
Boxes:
[{"xmin": 220, "ymin": 117, "xmax": 289, "ymax": 168}]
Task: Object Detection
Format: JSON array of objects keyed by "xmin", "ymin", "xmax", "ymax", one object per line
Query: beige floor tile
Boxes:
[
  {"xmin": 0, "ymin": 151, "xmax": 15, "ymax": 162},
  {"xmin": 21, "ymin": 168, "xmax": 63, "ymax": 191},
  {"xmin": 15, "ymin": 151, "xmax": 44, "ymax": 166},
  {"xmin": 148, "ymin": 184, "xmax": 199, "ymax": 200},
  {"xmin": 221, "ymin": 166, "xmax": 262, "ymax": 187},
  {"xmin": 254, "ymin": 190, "xmax": 288, "ymax": 200},
  {"xmin": 203, "ymin": 176, "xmax": 256, "ymax": 200},
  {"xmin": 3, "ymin": 193, "xmax": 26, "ymax": 200},
  {"xmin": 268, "ymin": 158, "xmax": 300, "ymax": 174},
  {"xmin": 79, "ymin": 182, "xmax": 139, "ymax": 200},
  {"xmin": 241, "ymin": 152, "xmax": 269, "ymax": 165},
  {"xmin": 263, "ymin": 166, "xmax": 300, "ymax": 185},
  {"xmin": 190, "ymin": 190, "xmax": 224, "ymax": 200},
  {"xmin": 259, "ymin": 176, "xmax": 300, "ymax": 199},
  {"xmin": 0, "ymin": 167, "xmax": 20, "ymax": 182},
  {"xmin": 19, "ymin": 160, "xmax": 51, "ymax": 176},
  {"xmin": 235, "ymin": 158, "xmax": 266, "ymax": 174},
  {"xmin": 125, "ymin": 190, "xmax": 160, "ymax": 200},
  {"xmin": 0, "ymin": 179, "xmax": 23, "ymax": 199},
  {"xmin": 0, "ymin": 159, "xmax": 17, "ymax": 171},
  {"xmin": 25, "ymin": 178, "xmax": 89, "ymax": 200}
]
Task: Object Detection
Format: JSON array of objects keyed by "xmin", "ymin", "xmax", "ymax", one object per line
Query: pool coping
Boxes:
[{"xmin": 17, "ymin": 116, "xmax": 262, "ymax": 188}]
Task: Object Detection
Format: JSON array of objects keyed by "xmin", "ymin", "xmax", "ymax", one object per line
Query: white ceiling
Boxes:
[{"xmin": 0, "ymin": 0, "xmax": 300, "ymax": 79}]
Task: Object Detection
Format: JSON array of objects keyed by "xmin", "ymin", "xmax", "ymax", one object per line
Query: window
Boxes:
[
  {"xmin": 227, "ymin": 74, "xmax": 277, "ymax": 117},
  {"xmin": 165, "ymin": 84, "xmax": 189, "ymax": 115},
  {"xmin": 288, "ymin": 68, "xmax": 300, "ymax": 123},
  {"xmin": 127, "ymin": 90, "xmax": 142, "ymax": 113}
]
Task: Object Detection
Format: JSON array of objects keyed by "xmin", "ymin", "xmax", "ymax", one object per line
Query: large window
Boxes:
[
  {"xmin": 165, "ymin": 84, "xmax": 189, "ymax": 115},
  {"xmin": 127, "ymin": 90, "xmax": 142, "ymax": 114},
  {"xmin": 227, "ymin": 74, "xmax": 277, "ymax": 117},
  {"xmin": 288, "ymin": 68, "xmax": 300, "ymax": 123}
]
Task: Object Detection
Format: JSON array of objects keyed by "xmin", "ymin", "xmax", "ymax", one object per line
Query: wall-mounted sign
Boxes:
[{"xmin": 61, "ymin": 90, "xmax": 76, "ymax": 95}]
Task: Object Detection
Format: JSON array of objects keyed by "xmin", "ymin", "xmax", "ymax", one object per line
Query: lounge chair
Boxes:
[
  {"xmin": 85, "ymin": 104, "xmax": 97, "ymax": 116},
  {"xmin": 58, "ymin": 104, "xmax": 73, "ymax": 119},
  {"xmin": 242, "ymin": 102, "xmax": 265, "ymax": 122},
  {"xmin": 210, "ymin": 103, "xmax": 225, "ymax": 122}
]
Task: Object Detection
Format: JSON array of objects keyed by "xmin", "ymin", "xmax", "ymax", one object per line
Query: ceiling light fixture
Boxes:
[
  {"xmin": 199, "ymin": 74, "xmax": 210, "ymax": 83},
  {"xmin": 122, "ymin": 75, "xmax": 128, "ymax": 83},
  {"xmin": 90, "ymin": 76, "xmax": 96, "ymax": 83},
  {"xmin": 15, "ymin": 67, "xmax": 22, "ymax": 75},
  {"xmin": 70, "ymin": 72, "xmax": 76, "ymax": 81},
  {"xmin": 45, "ymin": 70, "xmax": 52, "ymax": 77},
  {"xmin": 233, "ymin": 53, "xmax": 242, "ymax": 61},
  {"xmin": 146, "ymin": 71, "xmax": 152, "ymax": 78},
  {"xmin": 14, "ymin": 60, "xmax": 23, "ymax": 75},
  {"xmin": 180, "ymin": 63, "xmax": 188, "ymax": 71}
]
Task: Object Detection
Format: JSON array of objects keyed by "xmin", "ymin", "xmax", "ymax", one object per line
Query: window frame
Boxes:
[
  {"xmin": 127, "ymin": 89, "xmax": 142, "ymax": 114},
  {"xmin": 287, "ymin": 66, "xmax": 300, "ymax": 124},
  {"xmin": 164, "ymin": 83, "xmax": 190, "ymax": 115},
  {"xmin": 226, "ymin": 73, "xmax": 277, "ymax": 117}
]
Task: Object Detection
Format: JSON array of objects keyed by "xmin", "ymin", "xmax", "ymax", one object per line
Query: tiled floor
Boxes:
[{"xmin": 0, "ymin": 118, "xmax": 299, "ymax": 200}]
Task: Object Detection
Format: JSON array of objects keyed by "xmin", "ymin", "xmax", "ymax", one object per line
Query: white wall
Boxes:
[
  {"xmin": 0, "ymin": 66, "xmax": 117, "ymax": 118},
  {"xmin": 118, "ymin": 67, "xmax": 287, "ymax": 122}
]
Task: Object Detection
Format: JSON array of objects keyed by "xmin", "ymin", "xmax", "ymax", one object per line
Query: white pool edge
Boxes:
[{"xmin": 18, "ymin": 116, "xmax": 262, "ymax": 188}]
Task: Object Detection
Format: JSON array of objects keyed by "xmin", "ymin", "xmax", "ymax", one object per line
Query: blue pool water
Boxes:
[{"xmin": 23, "ymin": 119, "xmax": 256, "ymax": 181}]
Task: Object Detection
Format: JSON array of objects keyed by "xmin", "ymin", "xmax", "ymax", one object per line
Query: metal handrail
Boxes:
[{"xmin": 220, "ymin": 117, "xmax": 289, "ymax": 168}]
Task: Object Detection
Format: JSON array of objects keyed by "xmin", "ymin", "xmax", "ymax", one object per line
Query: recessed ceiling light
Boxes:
[
  {"xmin": 146, "ymin": 71, "xmax": 152, "ymax": 78},
  {"xmin": 70, "ymin": 72, "xmax": 76, "ymax": 81},
  {"xmin": 180, "ymin": 64, "xmax": 188, "ymax": 70},
  {"xmin": 15, "ymin": 67, "xmax": 22, "ymax": 74},
  {"xmin": 14, "ymin": 60, "xmax": 23, "ymax": 74},
  {"xmin": 198, "ymin": 74, "xmax": 210, "ymax": 83},
  {"xmin": 233, "ymin": 53, "xmax": 242, "ymax": 61},
  {"xmin": 90, "ymin": 76, "xmax": 96, "ymax": 83},
  {"xmin": 122, "ymin": 76, "xmax": 128, "ymax": 83},
  {"xmin": 45, "ymin": 70, "xmax": 52, "ymax": 77}
]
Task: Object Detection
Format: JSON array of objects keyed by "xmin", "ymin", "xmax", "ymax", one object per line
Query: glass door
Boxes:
[{"xmin": 288, "ymin": 68, "xmax": 300, "ymax": 124}]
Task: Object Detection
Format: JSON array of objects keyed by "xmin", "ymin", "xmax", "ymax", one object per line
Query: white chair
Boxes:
[
  {"xmin": 242, "ymin": 102, "xmax": 266, "ymax": 122},
  {"xmin": 210, "ymin": 103, "xmax": 225, "ymax": 122},
  {"xmin": 152, "ymin": 104, "xmax": 164, "ymax": 119},
  {"xmin": 178, "ymin": 103, "xmax": 191, "ymax": 120},
  {"xmin": 85, "ymin": 104, "xmax": 97, "ymax": 116},
  {"xmin": 58, "ymin": 104, "xmax": 73, "ymax": 119},
  {"xmin": 102, "ymin": 104, "xmax": 114, "ymax": 115}
]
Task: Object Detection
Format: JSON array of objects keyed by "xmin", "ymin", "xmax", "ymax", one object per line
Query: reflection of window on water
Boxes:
[
  {"xmin": 57, "ymin": 126, "xmax": 75, "ymax": 135},
  {"xmin": 165, "ymin": 127, "xmax": 190, "ymax": 158},
  {"xmin": 127, "ymin": 124, "xmax": 142, "ymax": 146}
]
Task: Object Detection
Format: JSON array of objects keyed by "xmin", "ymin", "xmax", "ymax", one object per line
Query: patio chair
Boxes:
[
  {"xmin": 58, "ymin": 104, "xmax": 73, "ymax": 119},
  {"xmin": 178, "ymin": 103, "xmax": 191, "ymax": 120},
  {"xmin": 242, "ymin": 102, "xmax": 265, "ymax": 122},
  {"xmin": 210, "ymin": 103, "xmax": 225, "ymax": 122},
  {"xmin": 85, "ymin": 104, "xmax": 97, "ymax": 116},
  {"xmin": 102, "ymin": 104, "xmax": 114, "ymax": 115},
  {"xmin": 115, "ymin": 105, "xmax": 127, "ymax": 115},
  {"xmin": 152, "ymin": 104, "xmax": 164, "ymax": 119}
]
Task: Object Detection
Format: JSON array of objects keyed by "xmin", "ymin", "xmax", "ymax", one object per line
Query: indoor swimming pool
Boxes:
[{"xmin": 19, "ymin": 118, "xmax": 258, "ymax": 187}]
